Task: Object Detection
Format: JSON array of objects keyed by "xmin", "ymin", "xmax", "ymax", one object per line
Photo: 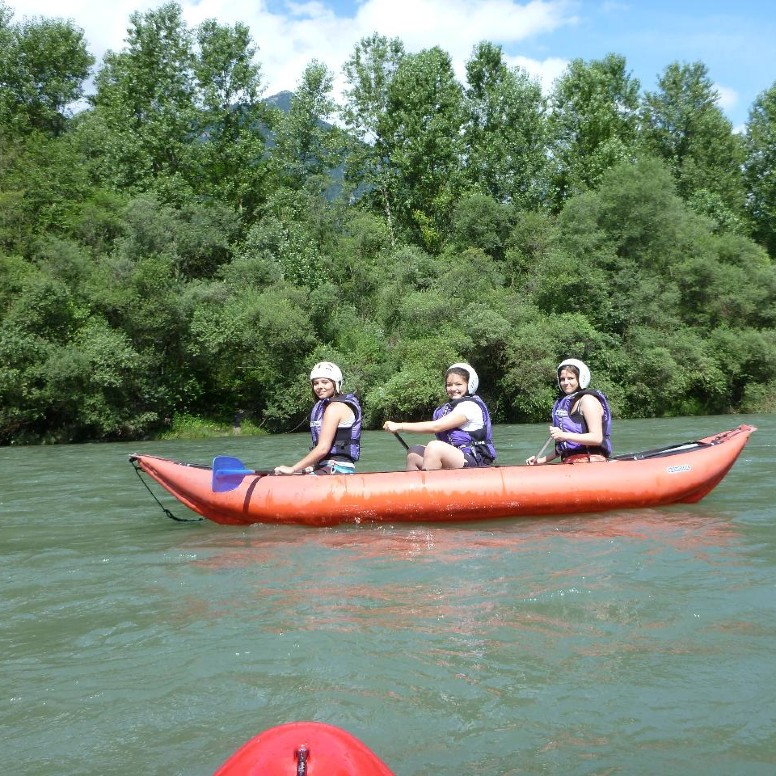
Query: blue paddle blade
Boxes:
[{"xmin": 212, "ymin": 455, "xmax": 254, "ymax": 492}]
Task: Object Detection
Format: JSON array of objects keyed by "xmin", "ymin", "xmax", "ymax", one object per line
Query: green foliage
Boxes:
[
  {"xmin": 326, "ymin": 211, "xmax": 393, "ymax": 315},
  {"xmin": 463, "ymin": 41, "xmax": 548, "ymax": 208},
  {"xmin": 159, "ymin": 413, "xmax": 266, "ymax": 439},
  {"xmin": 90, "ymin": 3, "xmax": 198, "ymax": 193},
  {"xmin": 111, "ymin": 194, "xmax": 239, "ymax": 278},
  {"xmin": 0, "ymin": 10, "xmax": 93, "ymax": 137},
  {"xmin": 381, "ymin": 46, "xmax": 466, "ymax": 246},
  {"xmin": 450, "ymin": 194, "xmax": 512, "ymax": 258},
  {"xmin": 366, "ymin": 364, "xmax": 441, "ymax": 422},
  {"xmin": 1, "ymin": 12, "xmax": 774, "ymax": 444},
  {"xmin": 741, "ymin": 381, "xmax": 776, "ymax": 414},
  {"xmin": 641, "ymin": 62, "xmax": 746, "ymax": 219},
  {"xmin": 340, "ymin": 33, "xmax": 405, "ymax": 237},
  {"xmin": 499, "ymin": 313, "xmax": 616, "ymax": 422},
  {"xmin": 502, "ymin": 210, "xmax": 559, "ymax": 287},
  {"xmin": 745, "ymin": 82, "xmax": 776, "ymax": 256},
  {"xmin": 364, "ymin": 332, "xmax": 481, "ymax": 424},
  {"xmin": 0, "ymin": 129, "xmax": 98, "ymax": 247},
  {"xmin": 267, "ymin": 61, "xmax": 339, "ymax": 191},
  {"xmin": 705, "ymin": 327, "xmax": 776, "ymax": 408},
  {"xmin": 547, "ymin": 54, "xmax": 641, "ymax": 208}
]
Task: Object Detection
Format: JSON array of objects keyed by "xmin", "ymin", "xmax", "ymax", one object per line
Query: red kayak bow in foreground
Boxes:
[{"xmin": 213, "ymin": 721, "xmax": 394, "ymax": 775}]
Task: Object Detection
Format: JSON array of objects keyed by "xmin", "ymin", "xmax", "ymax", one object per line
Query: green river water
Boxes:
[{"xmin": 2, "ymin": 415, "xmax": 774, "ymax": 775}]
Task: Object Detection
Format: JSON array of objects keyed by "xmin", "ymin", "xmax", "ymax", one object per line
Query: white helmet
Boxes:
[
  {"xmin": 446, "ymin": 362, "xmax": 479, "ymax": 395},
  {"xmin": 557, "ymin": 358, "xmax": 590, "ymax": 390},
  {"xmin": 310, "ymin": 361, "xmax": 343, "ymax": 393}
]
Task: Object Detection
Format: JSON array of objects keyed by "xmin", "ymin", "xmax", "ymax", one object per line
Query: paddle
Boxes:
[
  {"xmin": 212, "ymin": 456, "xmax": 272, "ymax": 493},
  {"xmin": 534, "ymin": 437, "xmax": 553, "ymax": 462},
  {"xmin": 393, "ymin": 432, "xmax": 410, "ymax": 450}
]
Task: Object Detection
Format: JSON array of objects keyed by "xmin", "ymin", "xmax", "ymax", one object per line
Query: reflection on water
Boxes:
[{"xmin": 2, "ymin": 415, "xmax": 775, "ymax": 775}]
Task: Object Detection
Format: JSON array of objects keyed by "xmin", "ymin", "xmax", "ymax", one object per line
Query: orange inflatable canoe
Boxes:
[
  {"xmin": 213, "ymin": 721, "xmax": 394, "ymax": 776},
  {"xmin": 129, "ymin": 425, "xmax": 755, "ymax": 527}
]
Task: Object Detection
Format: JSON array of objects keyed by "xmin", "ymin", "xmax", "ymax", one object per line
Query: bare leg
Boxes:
[
  {"xmin": 421, "ymin": 440, "xmax": 465, "ymax": 470},
  {"xmin": 405, "ymin": 445, "xmax": 425, "ymax": 471}
]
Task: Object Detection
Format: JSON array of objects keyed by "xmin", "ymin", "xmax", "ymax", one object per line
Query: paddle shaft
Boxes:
[
  {"xmin": 535, "ymin": 436, "xmax": 553, "ymax": 460},
  {"xmin": 393, "ymin": 432, "xmax": 410, "ymax": 450}
]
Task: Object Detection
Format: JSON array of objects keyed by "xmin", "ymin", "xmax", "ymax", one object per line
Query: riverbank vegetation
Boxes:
[{"xmin": 2, "ymin": 2, "xmax": 775, "ymax": 444}]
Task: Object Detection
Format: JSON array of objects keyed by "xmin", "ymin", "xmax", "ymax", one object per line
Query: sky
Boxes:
[{"xmin": 6, "ymin": 0, "xmax": 776, "ymax": 131}]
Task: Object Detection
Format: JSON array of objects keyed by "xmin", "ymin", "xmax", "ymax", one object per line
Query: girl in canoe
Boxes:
[
  {"xmin": 383, "ymin": 363, "xmax": 497, "ymax": 470},
  {"xmin": 526, "ymin": 358, "xmax": 612, "ymax": 465},
  {"xmin": 274, "ymin": 361, "xmax": 362, "ymax": 475}
]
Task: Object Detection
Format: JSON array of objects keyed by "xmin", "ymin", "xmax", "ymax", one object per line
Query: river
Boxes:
[{"xmin": 2, "ymin": 415, "xmax": 774, "ymax": 775}]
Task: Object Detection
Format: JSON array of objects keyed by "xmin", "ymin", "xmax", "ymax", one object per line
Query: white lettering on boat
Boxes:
[{"xmin": 666, "ymin": 464, "xmax": 691, "ymax": 473}]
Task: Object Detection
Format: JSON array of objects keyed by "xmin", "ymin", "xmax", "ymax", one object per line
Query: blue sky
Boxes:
[{"xmin": 7, "ymin": 0, "xmax": 775, "ymax": 130}]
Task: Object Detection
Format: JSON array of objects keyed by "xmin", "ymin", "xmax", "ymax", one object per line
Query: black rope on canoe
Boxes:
[
  {"xmin": 129, "ymin": 458, "xmax": 203, "ymax": 523},
  {"xmin": 611, "ymin": 439, "xmax": 710, "ymax": 461}
]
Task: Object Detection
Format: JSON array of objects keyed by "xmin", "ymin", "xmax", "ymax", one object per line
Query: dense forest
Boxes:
[{"xmin": 1, "ymin": 1, "xmax": 775, "ymax": 445}]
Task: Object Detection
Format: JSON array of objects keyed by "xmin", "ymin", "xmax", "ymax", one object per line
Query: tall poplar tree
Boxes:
[
  {"xmin": 267, "ymin": 60, "xmax": 338, "ymax": 191},
  {"xmin": 744, "ymin": 83, "xmax": 776, "ymax": 256},
  {"xmin": 91, "ymin": 2, "xmax": 197, "ymax": 195},
  {"xmin": 381, "ymin": 47, "xmax": 466, "ymax": 250},
  {"xmin": 0, "ymin": 6, "xmax": 93, "ymax": 137},
  {"xmin": 340, "ymin": 33, "xmax": 405, "ymax": 244},
  {"xmin": 641, "ymin": 61, "xmax": 746, "ymax": 228},
  {"xmin": 547, "ymin": 53, "xmax": 641, "ymax": 209},
  {"xmin": 192, "ymin": 19, "xmax": 270, "ymax": 216},
  {"xmin": 462, "ymin": 41, "xmax": 547, "ymax": 209}
]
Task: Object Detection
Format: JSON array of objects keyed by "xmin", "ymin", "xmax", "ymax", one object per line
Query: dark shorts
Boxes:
[
  {"xmin": 410, "ymin": 444, "xmax": 493, "ymax": 469},
  {"xmin": 462, "ymin": 450, "xmax": 494, "ymax": 468}
]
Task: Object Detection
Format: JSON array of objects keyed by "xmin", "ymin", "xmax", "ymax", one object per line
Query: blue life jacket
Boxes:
[
  {"xmin": 310, "ymin": 394, "xmax": 362, "ymax": 462},
  {"xmin": 551, "ymin": 389, "xmax": 612, "ymax": 459},
  {"xmin": 432, "ymin": 395, "xmax": 497, "ymax": 465}
]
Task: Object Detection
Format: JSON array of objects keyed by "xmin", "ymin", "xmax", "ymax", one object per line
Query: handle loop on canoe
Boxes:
[{"xmin": 296, "ymin": 744, "xmax": 309, "ymax": 776}]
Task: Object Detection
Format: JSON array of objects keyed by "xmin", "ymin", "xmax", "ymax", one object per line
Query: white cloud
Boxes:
[
  {"xmin": 354, "ymin": 0, "xmax": 572, "ymax": 48},
  {"xmin": 508, "ymin": 54, "xmax": 570, "ymax": 92},
  {"xmin": 714, "ymin": 83, "xmax": 745, "ymax": 133},
  {"xmin": 715, "ymin": 83, "xmax": 738, "ymax": 116}
]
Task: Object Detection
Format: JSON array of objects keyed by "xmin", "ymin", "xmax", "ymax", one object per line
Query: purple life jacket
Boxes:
[
  {"xmin": 551, "ymin": 389, "xmax": 612, "ymax": 459},
  {"xmin": 432, "ymin": 395, "xmax": 497, "ymax": 464},
  {"xmin": 310, "ymin": 394, "xmax": 362, "ymax": 462}
]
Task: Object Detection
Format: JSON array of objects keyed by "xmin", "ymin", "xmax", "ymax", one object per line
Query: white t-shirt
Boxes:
[{"xmin": 452, "ymin": 399, "xmax": 484, "ymax": 432}]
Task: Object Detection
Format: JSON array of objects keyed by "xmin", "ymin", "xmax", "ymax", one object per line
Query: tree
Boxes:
[
  {"xmin": 381, "ymin": 47, "xmax": 466, "ymax": 250},
  {"xmin": 641, "ymin": 61, "xmax": 746, "ymax": 226},
  {"xmin": 547, "ymin": 53, "xmax": 641, "ymax": 209},
  {"xmin": 0, "ymin": 127, "xmax": 95, "ymax": 247},
  {"xmin": 90, "ymin": 2, "xmax": 197, "ymax": 195},
  {"xmin": 192, "ymin": 18, "xmax": 271, "ymax": 216},
  {"xmin": 551, "ymin": 158, "xmax": 693, "ymax": 336},
  {"xmin": 744, "ymin": 82, "xmax": 776, "ymax": 257},
  {"xmin": 186, "ymin": 282, "xmax": 319, "ymax": 424},
  {"xmin": 340, "ymin": 33, "xmax": 406, "ymax": 244},
  {"xmin": 449, "ymin": 192, "xmax": 512, "ymax": 259},
  {"xmin": 462, "ymin": 41, "xmax": 548, "ymax": 209},
  {"xmin": 0, "ymin": 7, "xmax": 93, "ymax": 137},
  {"xmin": 268, "ymin": 60, "xmax": 339, "ymax": 193},
  {"xmin": 0, "ymin": 243, "xmax": 164, "ymax": 443}
]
